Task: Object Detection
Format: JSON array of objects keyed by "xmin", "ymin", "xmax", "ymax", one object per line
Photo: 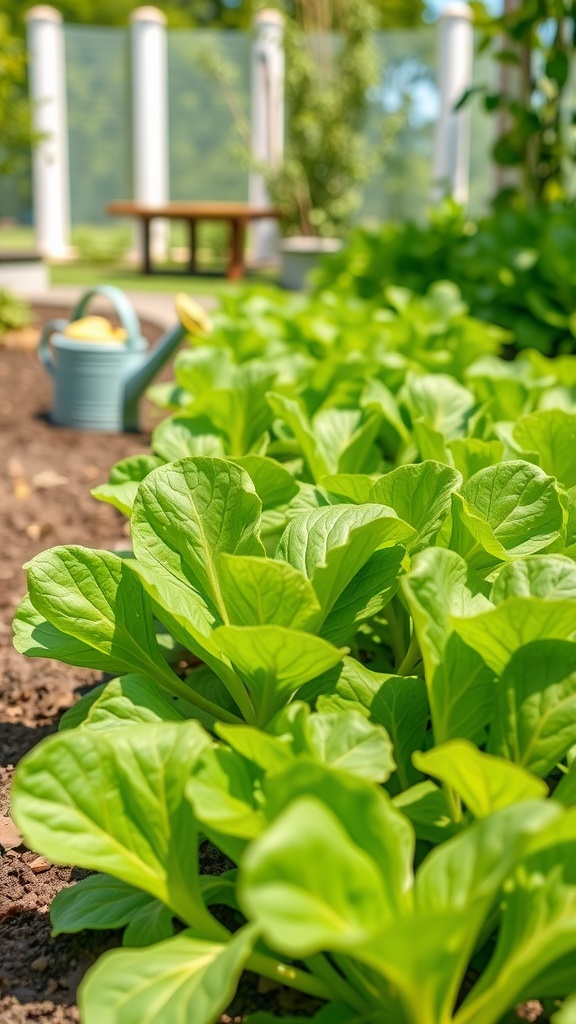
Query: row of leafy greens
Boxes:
[
  {"xmin": 312, "ymin": 198, "xmax": 576, "ymax": 357},
  {"xmin": 11, "ymin": 283, "xmax": 576, "ymax": 1024}
]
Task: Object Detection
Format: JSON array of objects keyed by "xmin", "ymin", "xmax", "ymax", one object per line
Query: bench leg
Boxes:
[
  {"xmin": 142, "ymin": 218, "xmax": 152, "ymax": 274},
  {"xmin": 228, "ymin": 218, "xmax": 246, "ymax": 280},
  {"xmin": 188, "ymin": 219, "xmax": 197, "ymax": 275}
]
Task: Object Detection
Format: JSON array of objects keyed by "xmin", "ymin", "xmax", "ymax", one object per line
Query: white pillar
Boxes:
[
  {"xmin": 249, "ymin": 8, "xmax": 284, "ymax": 264},
  {"xmin": 130, "ymin": 7, "xmax": 169, "ymax": 261},
  {"xmin": 432, "ymin": 2, "xmax": 473, "ymax": 205},
  {"xmin": 26, "ymin": 6, "xmax": 70, "ymax": 259}
]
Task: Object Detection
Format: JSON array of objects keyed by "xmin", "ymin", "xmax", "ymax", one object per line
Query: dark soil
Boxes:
[
  {"xmin": 0, "ymin": 313, "xmax": 323, "ymax": 1024},
  {"xmin": 0, "ymin": 312, "xmax": 162, "ymax": 1024}
]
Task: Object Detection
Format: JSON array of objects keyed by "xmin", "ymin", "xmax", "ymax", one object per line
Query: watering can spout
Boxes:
[
  {"xmin": 124, "ymin": 321, "xmax": 186, "ymax": 427},
  {"xmin": 123, "ymin": 294, "xmax": 212, "ymax": 429}
]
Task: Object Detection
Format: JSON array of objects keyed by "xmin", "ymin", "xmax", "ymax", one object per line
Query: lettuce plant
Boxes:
[
  {"xmin": 92, "ymin": 285, "xmax": 576, "ymax": 519},
  {"xmin": 14, "ymin": 456, "xmax": 415, "ymax": 727},
  {"xmin": 312, "ymin": 201, "xmax": 576, "ymax": 356},
  {"xmin": 12, "ymin": 716, "xmax": 576, "ymax": 1024},
  {"xmin": 11, "ymin": 284, "xmax": 576, "ymax": 1023},
  {"xmin": 12, "ymin": 443, "xmax": 576, "ymax": 1021}
]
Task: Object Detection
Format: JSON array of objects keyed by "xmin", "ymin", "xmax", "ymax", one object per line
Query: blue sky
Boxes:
[{"xmin": 426, "ymin": 0, "xmax": 502, "ymax": 15}]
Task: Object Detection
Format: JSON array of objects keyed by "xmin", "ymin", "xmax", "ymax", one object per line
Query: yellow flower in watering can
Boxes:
[{"xmin": 63, "ymin": 315, "xmax": 127, "ymax": 344}]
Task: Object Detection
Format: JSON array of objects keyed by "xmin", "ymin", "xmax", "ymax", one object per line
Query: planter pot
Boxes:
[{"xmin": 278, "ymin": 236, "xmax": 343, "ymax": 291}]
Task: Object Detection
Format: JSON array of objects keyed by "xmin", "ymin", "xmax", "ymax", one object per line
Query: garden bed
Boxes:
[
  {"xmin": 2, "ymin": 290, "xmax": 565, "ymax": 1024},
  {"xmin": 0, "ymin": 318, "xmax": 155, "ymax": 1024},
  {"xmin": 0, "ymin": 321, "xmax": 317, "ymax": 1024}
]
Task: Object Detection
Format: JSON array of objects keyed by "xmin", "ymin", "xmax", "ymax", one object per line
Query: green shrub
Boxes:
[
  {"xmin": 0, "ymin": 287, "xmax": 31, "ymax": 338},
  {"xmin": 72, "ymin": 226, "xmax": 131, "ymax": 264},
  {"xmin": 313, "ymin": 199, "xmax": 576, "ymax": 356}
]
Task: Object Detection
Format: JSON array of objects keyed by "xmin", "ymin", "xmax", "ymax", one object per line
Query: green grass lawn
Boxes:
[
  {"xmin": 49, "ymin": 261, "xmax": 279, "ymax": 295},
  {"xmin": 0, "ymin": 225, "xmax": 36, "ymax": 250},
  {"xmin": 1, "ymin": 222, "xmax": 282, "ymax": 295}
]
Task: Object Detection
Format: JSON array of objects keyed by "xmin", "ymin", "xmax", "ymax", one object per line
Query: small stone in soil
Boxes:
[
  {"xmin": 516, "ymin": 1001, "xmax": 544, "ymax": 1021},
  {"xmin": 25, "ymin": 521, "xmax": 52, "ymax": 540},
  {"xmin": 29, "ymin": 856, "xmax": 52, "ymax": 873},
  {"xmin": 31, "ymin": 956, "xmax": 49, "ymax": 973},
  {"xmin": 32, "ymin": 470, "xmax": 69, "ymax": 489},
  {"xmin": 0, "ymin": 815, "xmax": 22, "ymax": 851}
]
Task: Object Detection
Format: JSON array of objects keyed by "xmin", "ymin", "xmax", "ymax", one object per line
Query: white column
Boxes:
[
  {"xmin": 249, "ymin": 8, "xmax": 284, "ymax": 264},
  {"xmin": 130, "ymin": 7, "xmax": 169, "ymax": 261},
  {"xmin": 432, "ymin": 2, "xmax": 473, "ymax": 205},
  {"xmin": 26, "ymin": 6, "xmax": 70, "ymax": 259}
]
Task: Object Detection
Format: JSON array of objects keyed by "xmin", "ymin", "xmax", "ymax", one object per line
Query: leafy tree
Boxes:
[
  {"xmin": 266, "ymin": 0, "xmax": 382, "ymax": 237},
  {"xmin": 370, "ymin": 0, "xmax": 425, "ymax": 28},
  {"xmin": 469, "ymin": 0, "xmax": 576, "ymax": 205},
  {"xmin": 4, "ymin": 0, "xmax": 425, "ymax": 32},
  {"xmin": 1, "ymin": 0, "xmax": 251, "ymax": 31},
  {"xmin": 280, "ymin": 0, "xmax": 425, "ymax": 28},
  {"xmin": 0, "ymin": 13, "xmax": 36, "ymax": 175},
  {"xmin": 189, "ymin": 0, "xmax": 412, "ymax": 236}
]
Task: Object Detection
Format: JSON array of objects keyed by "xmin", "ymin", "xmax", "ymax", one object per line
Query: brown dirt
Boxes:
[
  {"xmin": 0, "ymin": 313, "xmax": 322, "ymax": 1024},
  {"xmin": 0, "ymin": 310, "xmax": 162, "ymax": 1024}
]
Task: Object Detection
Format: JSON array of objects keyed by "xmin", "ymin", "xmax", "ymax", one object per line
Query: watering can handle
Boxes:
[
  {"xmin": 38, "ymin": 319, "xmax": 68, "ymax": 376},
  {"xmin": 69, "ymin": 285, "xmax": 141, "ymax": 351}
]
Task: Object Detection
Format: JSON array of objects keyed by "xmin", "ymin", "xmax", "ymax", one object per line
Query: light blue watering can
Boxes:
[{"xmin": 38, "ymin": 285, "xmax": 186, "ymax": 432}]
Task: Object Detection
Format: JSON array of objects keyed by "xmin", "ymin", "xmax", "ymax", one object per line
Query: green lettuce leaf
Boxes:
[
  {"xmin": 151, "ymin": 415, "xmax": 225, "ymax": 461},
  {"xmin": 452, "ymin": 598, "xmax": 576, "ymax": 675},
  {"xmin": 51, "ymin": 873, "xmax": 174, "ymax": 947},
  {"xmin": 79, "ymin": 925, "xmax": 258, "ymax": 1024},
  {"xmin": 450, "ymin": 460, "xmax": 565, "ymax": 564},
  {"xmin": 217, "ymin": 554, "xmax": 321, "ymax": 630},
  {"xmin": 92, "ymin": 454, "xmax": 164, "ymax": 516},
  {"xmin": 240, "ymin": 797, "xmax": 395, "ymax": 955},
  {"xmin": 277, "ymin": 504, "xmax": 413, "ymax": 628},
  {"xmin": 212, "ymin": 624, "xmax": 345, "ymax": 725},
  {"xmin": 131, "ymin": 457, "xmax": 264, "ymax": 621},
  {"xmin": 413, "ymin": 740, "xmax": 547, "ymax": 818},
  {"xmin": 513, "ymin": 409, "xmax": 576, "ymax": 488},
  {"xmin": 369, "ymin": 461, "xmax": 462, "ymax": 552},
  {"xmin": 20, "ymin": 547, "xmax": 183, "ymax": 695},
  {"xmin": 489, "ymin": 640, "xmax": 576, "ymax": 776},
  {"xmin": 12, "ymin": 722, "xmax": 220, "ymax": 935}
]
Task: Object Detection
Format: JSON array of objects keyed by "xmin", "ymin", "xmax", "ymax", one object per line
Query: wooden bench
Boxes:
[{"xmin": 106, "ymin": 201, "xmax": 281, "ymax": 280}]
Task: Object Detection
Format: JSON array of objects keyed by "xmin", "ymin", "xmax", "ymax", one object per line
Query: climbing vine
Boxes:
[{"xmin": 470, "ymin": 0, "xmax": 576, "ymax": 204}]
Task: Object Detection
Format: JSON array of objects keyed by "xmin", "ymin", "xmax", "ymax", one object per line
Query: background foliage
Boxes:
[
  {"xmin": 0, "ymin": 14, "xmax": 36, "ymax": 176},
  {"xmin": 266, "ymin": 0, "xmax": 380, "ymax": 237},
  {"xmin": 313, "ymin": 198, "xmax": 576, "ymax": 356},
  {"xmin": 1, "ymin": 0, "xmax": 425, "ymax": 32},
  {"xmin": 469, "ymin": 0, "xmax": 576, "ymax": 205}
]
